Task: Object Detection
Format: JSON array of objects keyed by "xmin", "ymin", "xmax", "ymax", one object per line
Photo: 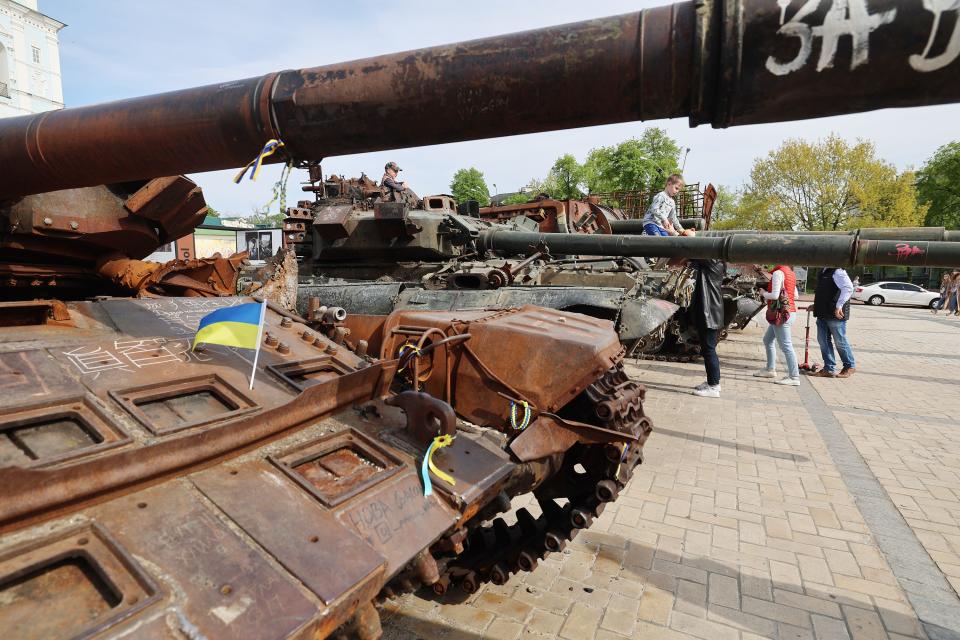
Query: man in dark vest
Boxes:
[
  {"xmin": 691, "ymin": 259, "xmax": 726, "ymax": 397},
  {"xmin": 812, "ymin": 267, "xmax": 857, "ymax": 378}
]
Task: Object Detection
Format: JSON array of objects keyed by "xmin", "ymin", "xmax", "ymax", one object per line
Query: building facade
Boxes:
[{"xmin": 0, "ymin": 0, "xmax": 64, "ymax": 118}]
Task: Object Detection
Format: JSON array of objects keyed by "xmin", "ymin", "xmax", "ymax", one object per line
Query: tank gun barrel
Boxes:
[
  {"xmin": 477, "ymin": 231, "xmax": 960, "ymax": 269},
  {"xmin": 2, "ymin": 0, "xmax": 959, "ymax": 200},
  {"xmin": 696, "ymin": 228, "xmax": 960, "ymax": 242}
]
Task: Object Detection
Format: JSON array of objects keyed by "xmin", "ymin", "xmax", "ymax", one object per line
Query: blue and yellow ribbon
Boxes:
[
  {"xmin": 397, "ymin": 342, "xmax": 422, "ymax": 373},
  {"xmin": 510, "ymin": 400, "xmax": 531, "ymax": 430},
  {"xmin": 421, "ymin": 434, "xmax": 455, "ymax": 496},
  {"xmin": 233, "ymin": 139, "xmax": 286, "ymax": 183}
]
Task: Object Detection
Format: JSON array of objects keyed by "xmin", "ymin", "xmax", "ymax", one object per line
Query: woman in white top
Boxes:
[{"xmin": 754, "ymin": 265, "xmax": 801, "ymax": 386}]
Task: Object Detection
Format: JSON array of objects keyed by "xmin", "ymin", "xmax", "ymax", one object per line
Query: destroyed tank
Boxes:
[
  {"xmin": 1, "ymin": 1, "xmax": 960, "ymax": 638},
  {"xmin": 292, "ymin": 179, "xmax": 763, "ymax": 359},
  {"xmin": 287, "ymin": 174, "xmax": 684, "ymax": 356}
]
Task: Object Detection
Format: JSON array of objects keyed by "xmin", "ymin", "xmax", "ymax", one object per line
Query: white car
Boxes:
[{"xmin": 853, "ymin": 281, "xmax": 941, "ymax": 308}]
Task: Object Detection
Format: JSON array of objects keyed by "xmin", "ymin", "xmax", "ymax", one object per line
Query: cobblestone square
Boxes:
[{"xmin": 382, "ymin": 302, "xmax": 960, "ymax": 640}]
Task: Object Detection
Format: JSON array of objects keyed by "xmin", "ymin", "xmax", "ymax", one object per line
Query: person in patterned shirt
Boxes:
[{"xmin": 641, "ymin": 174, "xmax": 696, "ymax": 237}]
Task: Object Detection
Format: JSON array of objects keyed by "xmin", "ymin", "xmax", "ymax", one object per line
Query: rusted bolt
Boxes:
[
  {"xmin": 220, "ymin": 585, "xmax": 233, "ymax": 595},
  {"xmin": 312, "ymin": 337, "xmax": 324, "ymax": 348},
  {"xmin": 69, "ymin": 221, "xmax": 79, "ymax": 230},
  {"xmin": 77, "ymin": 537, "xmax": 89, "ymax": 546},
  {"xmin": 42, "ymin": 217, "xmax": 52, "ymax": 225},
  {"xmin": 356, "ymin": 339, "xmax": 368, "ymax": 358},
  {"xmin": 301, "ymin": 330, "xmax": 313, "ymax": 341},
  {"xmin": 309, "ymin": 535, "xmax": 319, "ymax": 543},
  {"xmin": 280, "ymin": 317, "xmax": 292, "ymax": 328},
  {"xmin": 265, "ymin": 333, "xmax": 278, "ymax": 347},
  {"xmin": 137, "ymin": 502, "xmax": 147, "ymax": 509},
  {"xmin": 277, "ymin": 342, "xmax": 291, "ymax": 354},
  {"xmin": 324, "ymin": 344, "xmax": 338, "ymax": 355}
]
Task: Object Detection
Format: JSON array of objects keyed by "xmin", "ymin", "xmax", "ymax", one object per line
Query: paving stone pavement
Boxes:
[{"xmin": 380, "ymin": 303, "xmax": 960, "ymax": 640}]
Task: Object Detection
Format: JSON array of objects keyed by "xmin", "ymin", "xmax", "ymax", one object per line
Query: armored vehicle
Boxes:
[
  {"xmin": 289, "ymin": 177, "xmax": 764, "ymax": 358},
  {"xmin": 1, "ymin": 0, "xmax": 959, "ymax": 638}
]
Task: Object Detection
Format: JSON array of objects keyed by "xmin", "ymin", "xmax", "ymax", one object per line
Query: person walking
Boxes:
[
  {"xmin": 812, "ymin": 267, "xmax": 856, "ymax": 378},
  {"xmin": 947, "ymin": 271, "xmax": 960, "ymax": 317},
  {"xmin": 754, "ymin": 265, "xmax": 801, "ymax": 386},
  {"xmin": 933, "ymin": 272, "xmax": 951, "ymax": 315},
  {"xmin": 691, "ymin": 259, "xmax": 726, "ymax": 398}
]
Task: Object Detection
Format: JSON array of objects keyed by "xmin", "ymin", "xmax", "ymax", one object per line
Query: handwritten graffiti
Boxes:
[
  {"xmin": 888, "ymin": 243, "xmax": 926, "ymax": 262},
  {"xmin": 910, "ymin": 0, "xmax": 960, "ymax": 72},
  {"xmin": 63, "ymin": 337, "xmax": 211, "ymax": 378},
  {"xmin": 766, "ymin": 0, "xmax": 897, "ymax": 76}
]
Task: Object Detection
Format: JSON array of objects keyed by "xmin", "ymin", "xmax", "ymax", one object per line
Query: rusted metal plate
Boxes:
[
  {"xmin": 192, "ymin": 460, "xmax": 386, "ymax": 606},
  {"xmin": 335, "ymin": 470, "xmax": 455, "ymax": 575},
  {"xmin": 0, "ymin": 350, "xmax": 84, "ymax": 410},
  {"xmin": 0, "ymin": 523, "xmax": 160, "ymax": 640},
  {"xmin": 93, "ymin": 483, "xmax": 318, "ymax": 639}
]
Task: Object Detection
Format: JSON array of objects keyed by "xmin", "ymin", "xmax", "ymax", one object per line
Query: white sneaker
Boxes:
[
  {"xmin": 694, "ymin": 381, "xmax": 710, "ymax": 391},
  {"xmin": 753, "ymin": 369, "xmax": 777, "ymax": 378},
  {"xmin": 775, "ymin": 377, "xmax": 801, "ymax": 386},
  {"xmin": 693, "ymin": 384, "xmax": 721, "ymax": 398}
]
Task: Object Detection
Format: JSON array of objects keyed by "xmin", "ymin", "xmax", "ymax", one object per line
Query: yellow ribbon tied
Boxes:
[
  {"xmin": 510, "ymin": 400, "xmax": 531, "ymax": 430},
  {"xmin": 233, "ymin": 139, "xmax": 286, "ymax": 183},
  {"xmin": 421, "ymin": 434, "xmax": 456, "ymax": 496}
]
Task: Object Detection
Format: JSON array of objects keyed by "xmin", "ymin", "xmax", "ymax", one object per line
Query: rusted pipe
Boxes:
[
  {"xmin": 478, "ymin": 230, "xmax": 960, "ymax": 268},
  {"xmin": 2, "ymin": 1, "xmax": 958, "ymax": 199}
]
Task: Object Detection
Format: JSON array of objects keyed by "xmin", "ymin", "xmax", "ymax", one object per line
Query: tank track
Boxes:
[{"xmin": 380, "ymin": 366, "xmax": 652, "ymax": 597}]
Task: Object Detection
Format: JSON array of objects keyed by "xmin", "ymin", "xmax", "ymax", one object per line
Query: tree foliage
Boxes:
[
  {"xmin": 450, "ymin": 167, "xmax": 491, "ymax": 205},
  {"xmin": 718, "ymin": 135, "xmax": 925, "ymax": 231},
  {"xmin": 583, "ymin": 128, "xmax": 682, "ymax": 194},
  {"xmin": 916, "ymin": 141, "xmax": 960, "ymax": 229},
  {"xmin": 544, "ymin": 154, "xmax": 586, "ymax": 199}
]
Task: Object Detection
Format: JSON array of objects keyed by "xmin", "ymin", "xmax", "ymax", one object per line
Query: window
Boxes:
[
  {"xmin": 879, "ymin": 283, "xmax": 896, "ymax": 289},
  {"xmin": 32, "ymin": 46, "xmax": 40, "ymax": 64}
]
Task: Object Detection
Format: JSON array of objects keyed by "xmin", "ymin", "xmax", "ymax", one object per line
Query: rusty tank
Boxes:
[
  {"xmin": 1, "ymin": 0, "xmax": 960, "ymax": 638},
  {"xmin": 292, "ymin": 178, "xmax": 762, "ymax": 359}
]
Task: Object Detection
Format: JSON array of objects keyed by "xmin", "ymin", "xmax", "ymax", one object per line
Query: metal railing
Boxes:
[
  {"xmin": 593, "ymin": 183, "xmax": 706, "ymax": 220},
  {"xmin": 0, "ymin": 82, "xmax": 9, "ymax": 98}
]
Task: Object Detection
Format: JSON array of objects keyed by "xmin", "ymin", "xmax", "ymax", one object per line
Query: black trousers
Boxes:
[{"xmin": 698, "ymin": 325, "xmax": 720, "ymax": 386}]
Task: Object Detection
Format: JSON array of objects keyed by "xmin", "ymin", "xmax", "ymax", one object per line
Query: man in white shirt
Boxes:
[{"xmin": 812, "ymin": 267, "xmax": 856, "ymax": 378}]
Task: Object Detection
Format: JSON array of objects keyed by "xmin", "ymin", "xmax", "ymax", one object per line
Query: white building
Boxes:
[{"xmin": 0, "ymin": 0, "xmax": 64, "ymax": 118}]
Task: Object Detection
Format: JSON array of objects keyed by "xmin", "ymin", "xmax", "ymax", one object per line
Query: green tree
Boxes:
[
  {"xmin": 916, "ymin": 141, "xmax": 960, "ymax": 229},
  {"xmin": 544, "ymin": 154, "xmax": 586, "ymax": 199},
  {"xmin": 248, "ymin": 204, "xmax": 284, "ymax": 227},
  {"xmin": 735, "ymin": 134, "xmax": 925, "ymax": 231},
  {"xmin": 205, "ymin": 205, "xmax": 220, "ymax": 218},
  {"xmin": 450, "ymin": 167, "xmax": 491, "ymax": 205},
  {"xmin": 584, "ymin": 128, "xmax": 682, "ymax": 194}
]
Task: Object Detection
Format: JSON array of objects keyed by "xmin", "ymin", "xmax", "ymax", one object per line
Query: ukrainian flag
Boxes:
[{"xmin": 193, "ymin": 301, "xmax": 265, "ymax": 350}]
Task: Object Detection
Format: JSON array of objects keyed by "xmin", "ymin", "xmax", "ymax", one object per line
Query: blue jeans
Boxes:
[
  {"xmin": 643, "ymin": 223, "xmax": 670, "ymax": 236},
  {"xmin": 816, "ymin": 317, "xmax": 855, "ymax": 374},
  {"xmin": 764, "ymin": 312, "xmax": 799, "ymax": 378}
]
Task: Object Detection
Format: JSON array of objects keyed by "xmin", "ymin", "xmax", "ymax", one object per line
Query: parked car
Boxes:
[{"xmin": 853, "ymin": 281, "xmax": 941, "ymax": 308}]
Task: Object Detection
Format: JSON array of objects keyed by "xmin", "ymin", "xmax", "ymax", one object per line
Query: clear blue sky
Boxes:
[{"xmin": 45, "ymin": 0, "xmax": 960, "ymax": 216}]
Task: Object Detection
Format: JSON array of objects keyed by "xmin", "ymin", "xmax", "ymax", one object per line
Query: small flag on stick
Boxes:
[{"xmin": 192, "ymin": 300, "xmax": 267, "ymax": 389}]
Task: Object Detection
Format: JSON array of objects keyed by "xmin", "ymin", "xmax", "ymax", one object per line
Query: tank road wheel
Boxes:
[{"xmin": 868, "ymin": 295, "xmax": 884, "ymax": 306}]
